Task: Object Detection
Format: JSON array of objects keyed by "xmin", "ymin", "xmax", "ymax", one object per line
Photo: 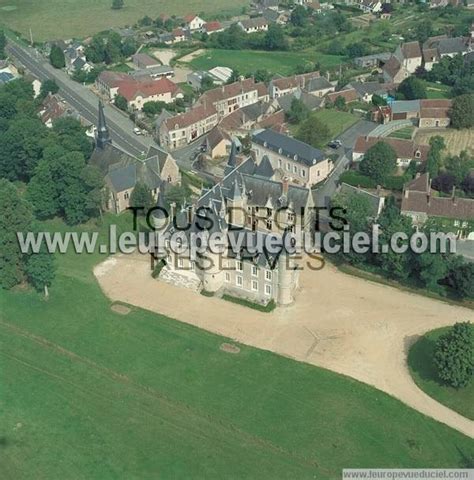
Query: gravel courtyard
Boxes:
[{"xmin": 94, "ymin": 253, "xmax": 474, "ymax": 438}]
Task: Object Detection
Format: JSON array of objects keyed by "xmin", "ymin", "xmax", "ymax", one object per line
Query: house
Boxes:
[
  {"xmin": 198, "ymin": 78, "xmax": 269, "ymax": 118},
  {"xmin": 382, "ymin": 56, "xmax": 408, "ymax": 84},
  {"xmin": 394, "ymin": 41, "xmax": 423, "ymax": 74},
  {"xmin": 276, "ymin": 88, "xmax": 324, "ymax": 112},
  {"xmin": 269, "ymin": 71, "xmax": 320, "ymax": 98},
  {"xmin": 437, "ymin": 37, "xmax": 471, "ymax": 58},
  {"xmin": 171, "ymin": 28, "xmax": 187, "ymax": 43},
  {"xmin": 257, "ymin": 0, "xmax": 280, "ymax": 10},
  {"xmin": 183, "ymin": 14, "xmax": 206, "ymax": 31},
  {"xmin": 326, "ymin": 88, "xmax": 358, "ymax": 105},
  {"xmin": 262, "ymin": 8, "xmax": 289, "ymax": 24},
  {"xmin": 117, "ymin": 77, "xmax": 183, "ymax": 111},
  {"xmin": 38, "ymin": 94, "xmax": 69, "ymax": 128},
  {"xmin": 339, "ymin": 183, "xmax": 386, "ymax": 218},
  {"xmin": 90, "ymin": 102, "xmax": 180, "ymax": 213},
  {"xmin": 219, "ymin": 101, "xmax": 278, "ymax": 135},
  {"xmin": 203, "ymin": 127, "xmax": 232, "ymax": 158},
  {"xmin": 354, "ymin": 52, "xmax": 391, "ymax": 68},
  {"xmin": 358, "ymin": 0, "xmax": 383, "ymax": 13},
  {"xmin": 401, "ymin": 173, "xmax": 474, "ymax": 238},
  {"xmin": 159, "ymin": 104, "xmax": 219, "ymax": 149},
  {"xmin": 131, "ymin": 53, "xmax": 161, "ymax": 69},
  {"xmin": 418, "ymin": 99, "xmax": 452, "ymax": 128},
  {"xmin": 69, "ymin": 56, "xmax": 93, "ymax": 73},
  {"xmin": 238, "ymin": 17, "xmax": 269, "ymax": 33},
  {"xmin": 353, "ymin": 136, "xmax": 430, "ymax": 167},
  {"xmin": 306, "ymin": 1, "xmax": 322, "ymax": 13},
  {"xmin": 422, "ymin": 48, "xmax": 439, "ymax": 71},
  {"xmin": 96, "ymin": 71, "xmax": 182, "ymax": 109},
  {"xmin": 129, "ymin": 65, "xmax": 174, "ymax": 81},
  {"xmin": 203, "ymin": 21, "xmax": 224, "ymax": 35},
  {"xmin": 347, "ymin": 81, "xmax": 395, "ymax": 103},
  {"xmin": 306, "ymin": 77, "xmax": 335, "ymax": 97},
  {"xmin": 252, "ymin": 129, "xmax": 333, "ymax": 187}
]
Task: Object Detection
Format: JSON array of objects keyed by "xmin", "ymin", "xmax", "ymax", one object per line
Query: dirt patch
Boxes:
[
  {"xmin": 94, "ymin": 253, "xmax": 474, "ymax": 438},
  {"xmin": 152, "ymin": 49, "xmax": 177, "ymax": 65},
  {"xmin": 178, "ymin": 48, "xmax": 205, "ymax": 64},
  {"xmin": 220, "ymin": 343, "xmax": 240, "ymax": 354},
  {"xmin": 111, "ymin": 303, "xmax": 131, "ymax": 315},
  {"xmin": 415, "ymin": 128, "xmax": 474, "ymax": 157}
]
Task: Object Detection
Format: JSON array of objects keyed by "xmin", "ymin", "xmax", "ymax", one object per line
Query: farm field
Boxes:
[
  {"xmin": 311, "ymin": 109, "xmax": 360, "ymax": 139},
  {"xmin": 415, "ymin": 128, "xmax": 474, "ymax": 157},
  {"xmin": 1, "ymin": 216, "xmax": 473, "ymax": 478},
  {"xmin": 185, "ymin": 48, "xmax": 346, "ymax": 76},
  {"xmin": 0, "ymin": 0, "xmax": 247, "ymax": 41},
  {"xmin": 408, "ymin": 326, "xmax": 474, "ymax": 420}
]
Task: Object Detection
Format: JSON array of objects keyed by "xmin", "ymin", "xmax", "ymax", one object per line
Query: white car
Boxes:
[{"xmin": 133, "ymin": 127, "xmax": 142, "ymax": 136}]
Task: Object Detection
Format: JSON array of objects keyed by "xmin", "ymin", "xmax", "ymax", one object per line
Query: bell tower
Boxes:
[{"xmin": 96, "ymin": 100, "xmax": 111, "ymax": 149}]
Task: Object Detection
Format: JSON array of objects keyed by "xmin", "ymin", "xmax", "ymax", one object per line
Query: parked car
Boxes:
[
  {"xmin": 328, "ymin": 140, "xmax": 342, "ymax": 149},
  {"xmin": 133, "ymin": 127, "xmax": 142, "ymax": 136}
]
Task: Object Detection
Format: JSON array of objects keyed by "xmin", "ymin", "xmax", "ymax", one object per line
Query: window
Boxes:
[
  {"xmin": 252, "ymin": 265, "xmax": 258, "ymax": 276},
  {"xmin": 178, "ymin": 258, "xmax": 184, "ymax": 268},
  {"xmin": 191, "ymin": 261, "xmax": 195, "ymax": 271},
  {"xmin": 252, "ymin": 280, "xmax": 258, "ymax": 291},
  {"xmin": 454, "ymin": 220, "xmax": 460, "ymax": 227},
  {"xmin": 236, "ymin": 275, "xmax": 243, "ymax": 287},
  {"xmin": 265, "ymin": 270, "xmax": 272, "ymax": 281},
  {"xmin": 301, "ymin": 169, "xmax": 306, "ymax": 177},
  {"xmin": 265, "ymin": 284, "xmax": 272, "ymax": 296},
  {"xmin": 124, "ymin": 192, "xmax": 130, "ymax": 200},
  {"xmin": 278, "ymin": 159, "xmax": 282, "ymax": 168},
  {"xmin": 266, "ymin": 219, "xmax": 272, "ymax": 230},
  {"xmin": 293, "ymin": 165, "xmax": 298, "ymax": 174},
  {"xmin": 286, "ymin": 163, "xmax": 290, "ymax": 171},
  {"xmin": 236, "ymin": 260, "xmax": 243, "ymax": 271},
  {"xmin": 225, "ymin": 272, "xmax": 231, "ymax": 282}
]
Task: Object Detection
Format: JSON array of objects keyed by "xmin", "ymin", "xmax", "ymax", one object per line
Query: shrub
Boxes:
[
  {"xmin": 434, "ymin": 322, "xmax": 473, "ymax": 388},
  {"xmin": 222, "ymin": 294, "xmax": 276, "ymax": 312}
]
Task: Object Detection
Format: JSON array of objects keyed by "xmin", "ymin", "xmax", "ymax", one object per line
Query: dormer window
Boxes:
[
  {"xmin": 263, "ymin": 141, "xmax": 267, "ymax": 148},
  {"xmin": 415, "ymin": 150, "xmax": 421, "ymax": 158},
  {"xmin": 278, "ymin": 148, "xmax": 282, "ymax": 154},
  {"xmin": 293, "ymin": 154, "xmax": 298, "ymax": 161}
]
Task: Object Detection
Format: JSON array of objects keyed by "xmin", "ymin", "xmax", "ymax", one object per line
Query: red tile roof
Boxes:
[
  {"xmin": 271, "ymin": 71, "xmax": 320, "ymax": 91},
  {"xmin": 118, "ymin": 77, "xmax": 181, "ymax": 102},
  {"xmin": 354, "ymin": 136, "xmax": 430, "ymax": 162},
  {"xmin": 204, "ymin": 21, "xmax": 222, "ymax": 32},
  {"xmin": 419, "ymin": 99, "xmax": 452, "ymax": 119},
  {"xmin": 200, "ymin": 78, "xmax": 264, "ymax": 105},
  {"xmin": 184, "ymin": 14, "xmax": 197, "ymax": 23},
  {"xmin": 164, "ymin": 104, "xmax": 217, "ymax": 130},
  {"xmin": 401, "ymin": 41, "xmax": 422, "ymax": 59},
  {"xmin": 326, "ymin": 88, "xmax": 358, "ymax": 104}
]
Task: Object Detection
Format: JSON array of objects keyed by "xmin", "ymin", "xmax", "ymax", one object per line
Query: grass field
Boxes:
[
  {"xmin": 0, "ymin": 0, "xmax": 247, "ymax": 41},
  {"xmin": 388, "ymin": 126, "xmax": 415, "ymax": 140},
  {"xmin": 185, "ymin": 48, "xmax": 346, "ymax": 76},
  {"xmin": 408, "ymin": 327, "xmax": 474, "ymax": 421},
  {"xmin": 423, "ymin": 81, "xmax": 451, "ymax": 100},
  {"xmin": 311, "ymin": 109, "xmax": 360, "ymax": 139},
  {"xmin": 1, "ymin": 215, "xmax": 474, "ymax": 478}
]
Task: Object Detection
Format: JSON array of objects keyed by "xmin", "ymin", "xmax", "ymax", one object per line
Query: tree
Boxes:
[
  {"xmin": 434, "ymin": 322, "xmax": 473, "ymax": 388},
  {"xmin": 200, "ymin": 75, "xmax": 215, "ymax": 92},
  {"xmin": 264, "ymin": 24, "xmax": 288, "ymax": 51},
  {"xmin": 39, "ymin": 79, "xmax": 59, "ymax": 100},
  {"xmin": 397, "ymin": 76, "xmax": 427, "ymax": 100},
  {"xmin": 49, "ymin": 44, "xmax": 65, "ymax": 69},
  {"xmin": 416, "ymin": 19, "xmax": 433, "ymax": 44},
  {"xmin": 130, "ymin": 182, "xmax": 154, "ymax": 212},
  {"xmin": 372, "ymin": 94, "xmax": 387, "ymax": 107},
  {"xmin": 446, "ymin": 263, "xmax": 474, "ymax": 299},
  {"xmin": 450, "ymin": 94, "xmax": 474, "ymax": 129},
  {"xmin": 143, "ymin": 101, "xmax": 166, "ymax": 116},
  {"xmin": 346, "ymin": 42, "xmax": 368, "ymax": 59},
  {"xmin": 0, "ymin": 179, "xmax": 33, "ymax": 289},
  {"xmin": 286, "ymin": 98, "xmax": 309, "ymax": 124},
  {"xmin": 444, "ymin": 151, "xmax": 474, "ymax": 186},
  {"xmin": 426, "ymin": 135, "xmax": 445, "ymax": 178},
  {"xmin": 254, "ymin": 69, "xmax": 271, "ymax": 83},
  {"xmin": 112, "ymin": 0, "xmax": 124, "ymax": 9},
  {"xmin": 290, "ymin": 5, "xmax": 309, "ymax": 27},
  {"xmin": 334, "ymin": 96, "xmax": 346, "ymax": 111},
  {"xmin": 0, "ymin": 29, "xmax": 6, "ymax": 60},
  {"xmin": 360, "ymin": 142, "xmax": 397, "ymax": 183},
  {"xmin": 295, "ymin": 115, "xmax": 330, "ymax": 148},
  {"xmin": 114, "ymin": 94, "xmax": 128, "ymax": 111},
  {"xmin": 25, "ymin": 228, "xmax": 56, "ymax": 298}
]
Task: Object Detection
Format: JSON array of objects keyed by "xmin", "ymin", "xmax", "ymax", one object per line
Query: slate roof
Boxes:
[
  {"xmin": 276, "ymin": 89, "xmax": 323, "ymax": 112},
  {"xmin": 252, "ymin": 129, "xmax": 326, "ymax": 167},
  {"xmin": 254, "ymin": 155, "xmax": 275, "ymax": 178},
  {"xmin": 348, "ymin": 81, "xmax": 395, "ymax": 97},
  {"xmin": 390, "ymin": 99, "xmax": 421, "ymax": 114},
  {"xmin": 239, "ymin": 17, "xmax": 269, "ymax": 29},
  {"xmin": 383, "ymin": 56, "xmax": 402, "ymax": 80},
  {"xmin": 438, "ymin": 37, "xmax": 469, "ymax": 55},
  {"xmin": 306, "ymin": 76, "xmax": 333, "ymax": 92}
]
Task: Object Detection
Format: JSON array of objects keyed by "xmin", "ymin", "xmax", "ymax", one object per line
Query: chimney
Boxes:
[
  {"xmin": 187, "ymin": 204, "xmax": 195, "ymax": 223},
  {"xmin": 404, "ymin": 187, "xmax": 409, "ymax": 199},
  {"xmin": 452, "ymin": 186, "xmax": 457, "ymax": 206},
  {"xmin": 282, "ymin": 177, "xmax": 289, "ymax": 196}
]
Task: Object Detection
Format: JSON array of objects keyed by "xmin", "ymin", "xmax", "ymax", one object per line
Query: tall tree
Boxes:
[
  {"xmin": 264, "ymin": 24, "xmax": 288, "ymax": 51},
  {"xmin": 0, "ymin": 179, "xmax": 33, "ymax": 289},
  {"xmin": 296, "ymin": 115, "xmax": 330, "ymax": 148},
  {"xmin": 450, "ymin": 94, "xmax": 474, "ymax": 129},
  {"xmin": 39, "ymin": 79, "xmax": 59, "ymax": 100},
  {"xmin": 130, "ymin": 182, "xmax": 154, "ymax": 213},
  {"xmin": 360, "ymin": 142, "xmax": 397, "ymax": 184},
  {"xmin": 446, "ymin": 263, "xmax": 474, "ymax": 299},
  {"xmin": 286, "ymin": 98, "xmax": 309, "ymax": 124},
  {"xmin": 0, "ymin": 29, "xmax": 7, "ymax": 60},
  {"xmin": 397, "ymin": 76, "xmax": 427, "ymax": 100},
  {"xmin": 49, "ymin": 44, "xmax": 65, "ymax": 69}
]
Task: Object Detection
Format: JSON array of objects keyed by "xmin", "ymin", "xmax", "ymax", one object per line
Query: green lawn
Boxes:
[
  {"xmin": 388, "ymin": 126, "xmax": 415, "ymax": 140},
  {"xmin": 311, "ymin": 109, "xmax": 360, "ymax": 139},
  {"xmin": 423, "ymin": 81, "xmax": 452, "ymax": 100},
  {"xmin": 1, "ymin": 215, "xmax": 473, "ymax": 478},
  {"xmin": 186, "ymin": 49, "xmax": 346, "ymax": 76},
  {"xmin": 0, "ymin": 0, "xmax": 247, "ymax": 41},
  {"xmin": 408, "ymin": 327, "xmax": 474, "ymax": 421}
]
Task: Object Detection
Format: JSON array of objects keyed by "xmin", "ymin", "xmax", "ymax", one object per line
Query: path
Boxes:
[{"xmin": 94, "ymin": 254, "xmax": 474, "ymax": 438}]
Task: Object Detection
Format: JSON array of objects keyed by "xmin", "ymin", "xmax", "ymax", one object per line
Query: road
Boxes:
[
  {"xmin": 314, "ymin": 119, "xmax": 378, "ymax": 207},
  {"xmin": 7, "ymin": 39, "xmax": 153, "ymax": 158}
]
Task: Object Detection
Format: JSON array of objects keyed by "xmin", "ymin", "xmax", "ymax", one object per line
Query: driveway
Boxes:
[{"xmin": 95, "ymin": 253, "xmax": 474, "ymax": 438}]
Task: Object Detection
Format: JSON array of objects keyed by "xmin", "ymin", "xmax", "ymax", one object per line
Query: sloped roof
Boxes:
[
  {"xmin": 326, "ymin": 88, "xmax": 358, "ymax": 104},
  {"xmin": 383, "ymin": 56, "xmax": 402, "ymax": 79},
  {"xmin": 354, "ymin": 136, "xmax": 430, "ymax": 162},
  {"xmin": 401, "ymin": 41, "xmax": 422, "ymax": 59},
  {"xmin": 252, "ymin": 129, "xmax": 326, "ymax": 167},
  {"xmin": 164, "ymin": 103, "xmax": 217, "ymax": 131}
]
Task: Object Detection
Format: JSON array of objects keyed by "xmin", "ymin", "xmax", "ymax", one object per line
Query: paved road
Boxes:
[{"xmin": 7, "ymin": 39, "xmax": 153, "ymax": 157}]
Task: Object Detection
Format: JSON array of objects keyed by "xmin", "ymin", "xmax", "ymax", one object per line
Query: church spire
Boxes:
[
  {"xmin": 96, "ymin": 100, "xmax": 111, "ymax": 149},
  {"xmin": 224, "ymin": 141, "xmax": 237, "ymax": 176}
]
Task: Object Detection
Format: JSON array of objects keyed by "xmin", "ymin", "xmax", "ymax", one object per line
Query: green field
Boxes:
[
  {"xmin": 0, "ymin": 0, "xmax": 247, "ymax": 41},
  {"xmin": 408, "ymin": 327, "xmax": 474, "ymax": 421},
  {"xmin": 311, "ymin": 109, "xmax": 360, "ymax": 138},
  {"xmin": 186, "ymin": 49, "xmax": 346, "ymax": 76},
  {"xmin": 1, "ymin": 215, "xmax": 474, "ymax": 478},
  {"xmin": 388, "ymin": 126, "xmax": 415, "ymax": 140},
  {"xmin": 423, "ymin": 81, "xmax": 452, "ymax": 100}
]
